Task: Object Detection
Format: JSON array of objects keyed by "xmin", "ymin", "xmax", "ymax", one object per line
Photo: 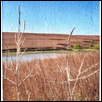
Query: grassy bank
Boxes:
[
  {"xmin": 3, "ymin": 52, "xmax": 100, "ymax": 101},
  {"xmin": 2, "ymin": 48, "xmax": 98, "ymax": 55},
  {"xmin": 72, "ymin": 48, "xmax": 97, "ymax": 52}
]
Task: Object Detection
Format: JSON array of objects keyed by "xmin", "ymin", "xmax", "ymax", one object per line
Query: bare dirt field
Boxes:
[{"xmin": 2, "ymin": 32, "xmax": 99, "ymax": 51}]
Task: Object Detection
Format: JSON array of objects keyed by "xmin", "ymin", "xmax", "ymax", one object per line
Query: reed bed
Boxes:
[{"xmin": 3, "ymin": 51, "xmax": 100, "ymax": 101}]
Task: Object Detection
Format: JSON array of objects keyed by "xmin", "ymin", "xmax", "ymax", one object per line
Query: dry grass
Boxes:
[
  {"xmin": 3, "ymin": 51, "xmax": 100, "ymax": 101},
  {"xmin": 2, "ymin": 32, "xmax": 100, "ymax": 50}
]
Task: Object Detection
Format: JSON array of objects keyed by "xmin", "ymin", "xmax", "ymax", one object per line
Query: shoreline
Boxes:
[
  {"xmin": 2, "ymin": 50, "xmax": 67, "ymax": 56},
  {"xmin": 2, "ymin": 50, "xmax": 98, "ymax": 56}
]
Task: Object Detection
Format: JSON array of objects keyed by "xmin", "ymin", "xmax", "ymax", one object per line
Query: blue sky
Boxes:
[{"xmin": 2, "ymin": 1, "xmax": 100, "ymax": 35}]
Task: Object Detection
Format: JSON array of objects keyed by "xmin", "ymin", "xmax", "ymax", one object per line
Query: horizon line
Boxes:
[{"xmin": 2, "ymin": 31, "xmax": 100, "ymax": 36}]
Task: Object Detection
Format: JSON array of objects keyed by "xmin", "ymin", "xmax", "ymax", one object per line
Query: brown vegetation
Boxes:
[
  {"xmin": 2, "ymin": 32, "xmax": 99, "ymax": 51},
  {"xmin": 3, "ymin": 51, "xmax": 100, "ymax": 101}
]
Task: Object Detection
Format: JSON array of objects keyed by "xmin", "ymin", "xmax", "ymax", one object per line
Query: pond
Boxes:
[
  {"xmin": 2, "ymin": 52, "xmax": 66, "ymax": 62},
  {"xmin": 2, "ymin": 51, "xmax": 96, "ymax": 62}
]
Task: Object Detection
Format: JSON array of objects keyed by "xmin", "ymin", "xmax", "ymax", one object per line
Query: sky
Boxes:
[{"xmin": 2, "ymin": 1, "xmax": 100, "ymax": 35}]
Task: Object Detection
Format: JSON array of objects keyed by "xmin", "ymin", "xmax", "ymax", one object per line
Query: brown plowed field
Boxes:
[{"xmin": 2, "ymin": 32, "xmax": 99, "ymax": 50}]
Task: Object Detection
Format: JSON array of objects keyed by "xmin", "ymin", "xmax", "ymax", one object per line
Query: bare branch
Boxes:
[
  {"xmin": 26, "ymin": 90, "xmax": 31, "ymax": 101},
  {"xmin": 69, "ymin": 69, "xmax": 99, "ymax": 81},
  {"xmin": 72, "ymin": 54, "xmax": 86, "ymax": 95},
  {"xmin": 2, "ymin": 38, "xmax": 15, "ymax": 72},
  {"xmin": 5, "ymin": 67, "xmax": 15, "ymax": 74},
  {"xmin": 15, "ymin": 34, "xmax": 17, "ymax": 44},
  {"xmin": 4, "ymin": 53, "xmax": 8, "ymax": 76},
  {"xmin": 20, "ymin": 48, "xmax": 27, "ymax": 58},
  {"xmin": 51, "ymin": 69, "xmax": 99, "ymax": 84},
  {"xmin": 18, "ymin": 61, "xmax": 39, "ymax": 87},
  {"xmin": 81, "ymin": 63, "xmax": 98, "ymax": 74},
  {"xmin": 3, "ymin": 75, "xmax": 16, "ymax": 85},
  {"xmin": 48, "ymin": 68, "xmax": 99, "ymax": 84},
  {"xmin": 66, "ymin": 59, "xmax": 73, "ymax": 100},
  {"xmin": 65, "ymin": 28, "xmax": 75, "ymax": 101},
  {"xmin": 29, "ymin": 72, "xmax": 38, "ymax": 78},
  {"xmin": 21, "ymin": 38, "xmax": 25, "ymax": 46},
  {"xmin": 58, "ymin": 65, "xmax": 67, "ymax": 81}
]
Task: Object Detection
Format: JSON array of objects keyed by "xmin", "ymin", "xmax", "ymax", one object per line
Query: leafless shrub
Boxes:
[{"xmin": 3, "ymin": 5, "xmax": 38, "ymax": 101}]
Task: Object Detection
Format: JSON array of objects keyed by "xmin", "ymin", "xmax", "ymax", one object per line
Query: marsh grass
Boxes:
[{"xmin": 3, "ymin": 51, "xmax": 99, "ymax": 101}]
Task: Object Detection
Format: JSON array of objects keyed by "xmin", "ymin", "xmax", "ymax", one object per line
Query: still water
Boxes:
[
  {"xmin": 2, "ymin": 53, "xmax": 66, "ymax": 62},
  {"xmin": 2, "ymin": 51, "xmax": 95, "ymax": 62}
]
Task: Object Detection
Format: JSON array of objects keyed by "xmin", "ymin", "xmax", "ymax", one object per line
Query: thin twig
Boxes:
[
  {"xmin": 4, "ymin": 53, "xmax": 8, "ymax": 76},
  {"xmin": 18, "ymin": 61, "xmax": 39, "ymax": 87},
  {"xmin": 3, "ymin": 75, "xmax": 16, "ymax": 85},
  {"xmin": 49, "ymin": 69, "xmax": 99, "ymax": 84},
  {"xmin": 69, "ymin": 69, "xmax": 99, "ymax": 81},
  {"xmin": 5, "ymin": 67, "xmax": 14, "ymax": 74},
  {"xmin": 58, "ymin": 65, "xmax": 67, "ymax": 81},
  {"xmin": 29, "ymin": 72, "xmax": 38, "ymax": 77},
  {"xmin": 2, "ymin": 38, "xmax": 15, "ymax": 72},
  {"xmin": 20, "ymin": 48, "xmax": 27, "ymax": 58},
  {"xmin": 81, "ymin": 63, "xmax": 98, "ymax": 74},
  {"xmin": 26, "ymin": 90, "xmax": 31, "ymax": 101},
  {"xmin": 72, "ymin": 54, "xmax": 86, "ymax": 95}
]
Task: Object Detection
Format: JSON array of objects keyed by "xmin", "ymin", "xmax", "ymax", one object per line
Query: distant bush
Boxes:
[
  {"xmin": 93, "ymin": 44, "xmax": 100, "ymax": 49},
  {"xmin": 55, "ymin": 47, "xmax": 66, "ymax": 51},
  {"xmin": 68, "ymin": 47, "xmax": 73, "ymax": 51},
  {"xmin": 90, "ymin": 44, "xmax": 94, "ymax": 49},
  {"xmin": 73, "ymin": 44, "xmax": 81, "ymax": 49}
]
